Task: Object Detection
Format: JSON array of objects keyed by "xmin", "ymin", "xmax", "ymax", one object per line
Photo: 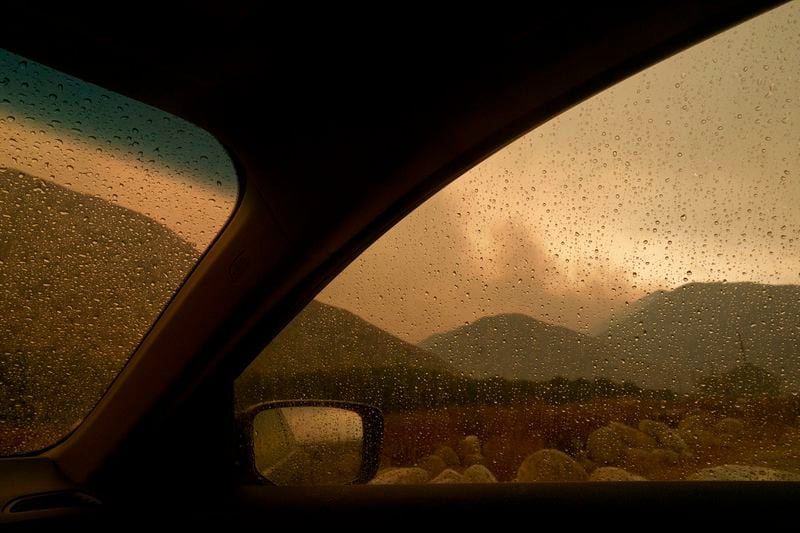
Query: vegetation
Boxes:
[
  {"xmin": 696, "ymin": 363, "xmax": 780, "ymax": 397},
  {"xmin": 237, "ymin": 362, "xmax": 800, "ymax": 482},
  {"xmin": 236, "ymin": 367, "xmax": 674, "ymax": 414},
  {"xmin": 379, "ymin": 394, "xmax": 800, "ymax": 481}
]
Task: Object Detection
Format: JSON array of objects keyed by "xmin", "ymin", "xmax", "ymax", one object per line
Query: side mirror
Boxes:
[{"xmin": 238, "ymin": 400, "xmax": 383, "ymax": 486}]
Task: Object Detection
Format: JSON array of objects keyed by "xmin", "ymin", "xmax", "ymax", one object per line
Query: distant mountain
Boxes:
[
  {"xmin": 420, "ymin": 282, "xmax": 800, "ymax": 393},
  {"xmin": 597, "ymin": 282, "xmax": 800, "ymax": 392},
  {"xmin": 586, "ymin": 289, "xmax": 668, "ymax": 336},
  {"xmin": 419, "ymin": 313, "xmax": 598, "ymax": 381},
  {"xmin": 244, "ymin": 300, "xmax": 451, "ymax": 376}
]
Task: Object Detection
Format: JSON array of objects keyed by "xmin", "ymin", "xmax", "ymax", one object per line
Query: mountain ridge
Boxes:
[
  {"xmin": 418, "ymin": 281, "xmax": 800, "ymax": 392},
  {"xmin": 420, "ymin": 311, "xmax": 598, "ymax": 381},
  {"xmin": 245, "ymin": 299, "xmax": 451, "ymax": 376}
]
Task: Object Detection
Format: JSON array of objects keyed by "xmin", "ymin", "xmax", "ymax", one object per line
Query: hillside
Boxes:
[
  {"xmin": 244, "ymin": 300, "xmax": 451, "ymax": 376},
  {"xmin": 236, "ymin": 300, "xmax": 455, "ymax": 411},
  {"xmin": 420, "ymin": 282, "xmax": 800, "ymax": 394},
  {"xmin": 0, "ymin": 169, "xmax": 199, "ymax": 444},
  {"xmin": 598, "ymin": 282, "xmax": 800, "ymax": 392},
  {"xmin": 420, "ymin": 313, "xmax": 598, "ymax": 381}
]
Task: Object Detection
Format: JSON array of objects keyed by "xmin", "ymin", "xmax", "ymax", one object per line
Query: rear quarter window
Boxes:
[{"xmin": 0, "ymin": 48, "xmax": 239, "ymax": 455}]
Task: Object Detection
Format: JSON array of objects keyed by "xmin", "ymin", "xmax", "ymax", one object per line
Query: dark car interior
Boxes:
[{"xmin": 1, "ymin": 1, "xmax": 798, "ymax": 526}]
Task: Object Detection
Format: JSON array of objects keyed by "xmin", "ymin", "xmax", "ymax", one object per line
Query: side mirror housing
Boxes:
[{"xmin": 238, "ymin": 400, "xmax": 383, "ymax": 485}]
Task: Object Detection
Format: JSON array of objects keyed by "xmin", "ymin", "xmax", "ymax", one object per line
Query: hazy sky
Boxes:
[
  {"xmin": 319, "ymin": 1, "xmax": 800, "ymax": 343},
  {"xmin": 0, "ymin": 49, "xmax": 238, "ymax": 250}
]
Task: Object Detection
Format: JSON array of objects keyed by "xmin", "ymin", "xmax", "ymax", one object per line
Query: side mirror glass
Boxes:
[{"xmin": 239, "ymin": 401, "xmax": 383, "ymax": 485}]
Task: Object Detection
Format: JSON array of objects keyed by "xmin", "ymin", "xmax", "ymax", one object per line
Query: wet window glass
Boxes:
[
  {"xmin": 0, "ymin": 49, "xmax": 239, "ymax": 455},
  {"xmin": 237, "ymin": 2, "xmax": 800, "ymax": 483}
]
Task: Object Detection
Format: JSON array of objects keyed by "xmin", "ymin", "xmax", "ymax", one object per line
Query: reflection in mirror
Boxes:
[{"xmin": 253, "ymin": 406, "xmax": 364, "ymax": 485}]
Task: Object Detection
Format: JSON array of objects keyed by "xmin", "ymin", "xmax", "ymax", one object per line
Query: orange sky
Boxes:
[
  {"xmin": 319, "ymin": 1, "xmax": 800, "ymax": 343},
  {"xmin": 0, "ymin": 52, "xmax": 237, "ymax": 250}
]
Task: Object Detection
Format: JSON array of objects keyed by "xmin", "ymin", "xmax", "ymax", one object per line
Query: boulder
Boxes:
[
  {"xmin": 370, "ymin": 467, "xmax": 430, "ymax": 485},
  {"xmin": 623, "ymin": 448, "xmax": 659, "ymax": 474},
  {"xmin": 482, "ymin": 435, "xmax": 545, "ymax": 478},
  {"xmin": 713, "ymin": 417, "xmax": 745, "ymax": 445},
  {"xmin": 609, "ymin": 422, "xmax": 656, "ymax": 449},
  {"xmin": 416, "ymin": 454, "xmax": 448, "ymax": 478},
  {"xmin": 587, "ymin": 426, "xmax": 625, "ymax": 465},
  {"xmin": 659, "ymin": 430, "xmax": 690, "ymax": 454},
  {"xmin": 431, "ymin": 468, "xmax": 464, "ymax": 484},
  {"xmin": 680, "ymin": 428, "xmax": 722, "ymax": 451},
  {"xmin": 687, "ymin": 464, "xmax": 800, "ymax": 481},
  {"xmin": 462, "ymin": 454, "xmax": 487, "ymax": 468},
  {"xmin": 577, "ymin": 454, "xmax": 599, "ymax": 475},
  {"xmin": 516, "ymin": 449, "xmax": 588, "ymax": 482},
  {"xmin": 433, "ymin": 445, "xmax": 460, "ymax": 467},
  {"xmin": 639, "ymin": 419, "xmax": 690, "ymax": 454},
  {"xmin": 650, "ymin": 448, "xmax": 680, "ymax": 465},
  {"xmin": 589, "ymin": 467, "xmax": 647, "ymax": 481},
  {"xmin": 458, "ymin": 435, "xmax": 482, "ymax": 460},
  {"xmin": 463, "ymin": 464, "xmax": 498, "ymax": 484},
  {"xmin": 678, "ymin": 411, "xmax": 716, "ymax": 433},
  {"xmin": 638, "ymin": 419, "xmax": 671, "ymax": 441}
]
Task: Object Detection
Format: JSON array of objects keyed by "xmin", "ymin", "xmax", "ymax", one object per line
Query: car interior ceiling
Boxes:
[{"xmin": 0, "ymin": 0, "xmax": 796, "ymax": 524}]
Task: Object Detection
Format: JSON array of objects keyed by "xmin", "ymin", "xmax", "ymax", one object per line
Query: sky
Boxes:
[
  {"xmin": 318, "ymin": 1, "xmax": 800, "ymax": 343},
  {"xmin": 0, "ymin": 49, "xmax": 238, "ymax": 250}
]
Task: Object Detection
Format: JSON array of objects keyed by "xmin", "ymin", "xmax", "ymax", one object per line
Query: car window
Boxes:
[
  {"xmin": 0, "ymin": 49, "xmax": 239, "ymax": 455},
  {"xmin": 236, "ymin": 1, "xmax": 800, "ymax": 483}
]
